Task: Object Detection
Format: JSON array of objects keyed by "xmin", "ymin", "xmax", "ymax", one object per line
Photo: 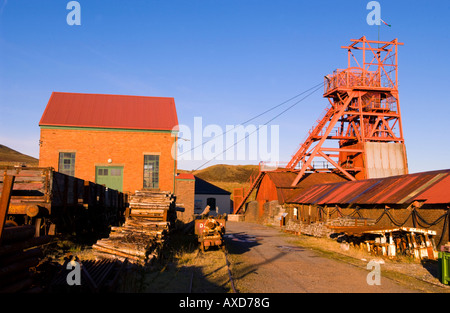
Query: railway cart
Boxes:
[
  {"xmin": 0, "ymin": 167, "xmax": 127, "ymax": 238},
  {"xmin": 194, "ymin": 216, "xmax": 226, "ymax": 251}
]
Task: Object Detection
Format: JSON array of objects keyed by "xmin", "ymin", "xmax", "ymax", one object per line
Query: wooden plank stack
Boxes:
[
  {"xmin": 93, "ymin": 191, "xmax": 176, "ymax": 264},
  {"xmin": 127, "ymin": 190, "xmax": 177, "ymax": 223}
]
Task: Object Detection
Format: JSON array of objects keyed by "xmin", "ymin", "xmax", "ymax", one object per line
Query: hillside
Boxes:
[
  {"xmin": 186, "ymin": 164, "xmax": 259, "ymax": 183},
  {"xmin": 179, "ymin": 164, "xmax": 260, "ymax": 197},
  {"xmin": 0, "ymin": 144, "xmax": 38, "ymax": 166}
]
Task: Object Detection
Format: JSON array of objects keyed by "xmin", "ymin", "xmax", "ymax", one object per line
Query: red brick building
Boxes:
[
  {"xmin": 38, "ymin": 92, "xmax": 179, "ymax": 193},
  {"xmin": 175, "ymin": 173, "xmax": 195, "ymax": 223}
]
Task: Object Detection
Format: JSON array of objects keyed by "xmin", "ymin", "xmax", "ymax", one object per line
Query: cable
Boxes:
[
  {"xmin": 191, "ymin": 83, "xmax": 324, "ymax": 172},
  {"xmin": 178, "ymin": 81, "xmax": 324, "ymax": 159}
]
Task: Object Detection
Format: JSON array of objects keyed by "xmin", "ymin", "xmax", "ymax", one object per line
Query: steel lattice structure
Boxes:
[
  {"xmin": 234, "ymin": 37, "xmax": 408, "ymax": 214},
  {"xmin": 288, "ymin": 36, "xmax": 407, "ymax": 186}
]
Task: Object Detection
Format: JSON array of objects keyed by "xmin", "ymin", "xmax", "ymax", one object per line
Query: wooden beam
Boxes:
[{"xmin": 0, "ymin": 174, "xmax": 15, "ymax": 244}]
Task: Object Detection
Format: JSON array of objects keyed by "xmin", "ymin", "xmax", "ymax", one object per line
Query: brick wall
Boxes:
[
  {"xmin": 175, "ymin": 178, "xmax": 195, "ymax": 223},
  {"xmin": 39, "ymin": 127, "xmax": 177, "ymax": 193}
]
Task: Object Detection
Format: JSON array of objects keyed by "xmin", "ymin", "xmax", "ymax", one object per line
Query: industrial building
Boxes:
[
  {"xmin": 285, "ymin": 168, "xmax": 450, "ymax": 249},
  {"xmin": 38, "ymin": 92, "xmax": 179, "ymax": 194},
  {"xmin": 234, "ymin": 37, "xmax": 450, "ymax": 249},
  {"xmin": 193, "ymin": 176, "xmax": 231, "ymax": 216},
  {"xmin": 242, "ymin": 170, "xmax": 347, "ymax": 221}
]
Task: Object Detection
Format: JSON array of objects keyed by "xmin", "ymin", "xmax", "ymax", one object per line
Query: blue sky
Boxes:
[{"xmin": 0, "ymin": 0, "xmax": 449, "ymax": 173}]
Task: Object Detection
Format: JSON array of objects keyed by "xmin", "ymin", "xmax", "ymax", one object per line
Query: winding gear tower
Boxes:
[
  {"xmin": 234, "ymin": 37, "xmax": 408, "ymax": 214},
  {"xmin": 288, "ymin": 36, "xmax": 408, "ymax": 186}
]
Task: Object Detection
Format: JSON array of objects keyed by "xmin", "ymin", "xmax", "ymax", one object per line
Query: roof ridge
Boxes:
[
  {"xmin": 51, "ymin": 91, "xmax": 175, "ymax": 100},
  {"xmin": 39, "ymin": 92, "xmax": 178, "ymax": 131}
]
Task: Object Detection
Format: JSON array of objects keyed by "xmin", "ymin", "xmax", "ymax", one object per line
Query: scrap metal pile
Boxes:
[
  {"xmin": 92, "ymin": 190, "xmax": 176, "ymax": 264},
  {"xmin": 328, "ymin": 225, "xmax": 439, "ymax": 260}
]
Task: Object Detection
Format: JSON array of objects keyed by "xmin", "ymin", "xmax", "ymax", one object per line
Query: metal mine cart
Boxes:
[{"xmin": 194, "ymin": 216, "xmax": 226, "ymax": 252}]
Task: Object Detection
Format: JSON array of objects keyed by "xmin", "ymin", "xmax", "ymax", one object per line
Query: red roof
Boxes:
[
  {"xmin": 39, "ymin": 92, "xmax": 179, "ymax": 131},
  {"xmin": 176, "ymin": 173, "xmax": 195, "ymax": 180},
  {"xmin": 289, "ymin": 169, "xmax": 450, "ymax": 205}
]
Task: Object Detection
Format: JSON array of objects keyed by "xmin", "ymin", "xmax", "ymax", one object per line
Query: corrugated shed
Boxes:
[
  {"xmin": 39, "ymin": 92, "xmax": 179, "ymax": 131},
  {"xmin": 265, "ymin": 171, "xmax": 298, "ymax": 188},
  {"xmin": 256, "ymin": 171, "xmax": 348, "ymax": 204},
  {"xmin": 413, "ymin": 173, "xmax": 450, "ymax": 204},
  {"xmin": 289, "ymin": 169, "xmax": 450, "ymax": 206}
]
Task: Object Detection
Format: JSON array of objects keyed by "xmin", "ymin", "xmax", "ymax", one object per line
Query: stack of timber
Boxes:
[
  {"xmin": 93, "ymin": 191, "xmax": 176, "ymax": 264},
  {"xmin": 0, "ymin": 225, "xmax": 52, "ymax": 293},
  {"xmin": 127, "ymin": 190, "xmax": 177, "ymax": 224}
]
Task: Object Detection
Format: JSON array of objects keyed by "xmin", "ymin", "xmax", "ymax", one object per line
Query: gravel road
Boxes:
[{"xmin": 225, "ymin": 221, "xmax": 418, "ymax": 293}]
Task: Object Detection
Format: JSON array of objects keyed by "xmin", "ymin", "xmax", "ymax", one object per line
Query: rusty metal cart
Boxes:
[{"xmin": 194, "ymin": 216, "xmax": 226, "ymax": 252}]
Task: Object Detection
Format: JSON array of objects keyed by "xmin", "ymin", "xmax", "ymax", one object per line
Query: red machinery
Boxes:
[{"xmin": 194, "ymin": 216, "xmax": 226, "ymax": 251}]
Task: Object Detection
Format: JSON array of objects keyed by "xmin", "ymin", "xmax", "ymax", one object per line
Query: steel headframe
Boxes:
[
  {"xmin": 233, "ymin": 36, "xmax": 407, "ymax": 214},
  {"xmin": 287, "ymin": 36, "xmax": 406, "ymax": 186}
]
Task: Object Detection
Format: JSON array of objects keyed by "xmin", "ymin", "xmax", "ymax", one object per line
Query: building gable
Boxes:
[{"xmin": 194, "ymin": 177, "xmax": 231, "ymax": 195}]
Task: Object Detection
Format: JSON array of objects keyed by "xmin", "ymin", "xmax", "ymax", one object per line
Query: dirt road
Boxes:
[{"xmin": 225, "ymin": 221, "xmax": 418, "ymax": 293}]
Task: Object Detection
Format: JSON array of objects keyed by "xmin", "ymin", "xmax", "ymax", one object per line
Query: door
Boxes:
[
  {"xmin": 95, "ymin": 166, "xmax": 124, "ymax": 192},
  {"xmin": 207, "ymin": 198, "xmax": 216, "ymax": 212}
]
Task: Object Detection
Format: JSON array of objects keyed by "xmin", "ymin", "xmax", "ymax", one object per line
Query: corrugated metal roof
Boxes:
[
  {"xmin": 265, "ymin": 171, "xmax": 298, "ymax": 188},
  {"xmin": 260, "ymin": 171, "xmax": 348, "ymax": 204},
  {"xmin": 39, "ymin": 92, "xmax": 179, "ymax": 131},
  {"xmin": 413, "ymin": 173, "xmax": 450, "ymax": 204},
  {"xmin": 289, "ymin": 169, "xmax": 450, "ymax": 206}
]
